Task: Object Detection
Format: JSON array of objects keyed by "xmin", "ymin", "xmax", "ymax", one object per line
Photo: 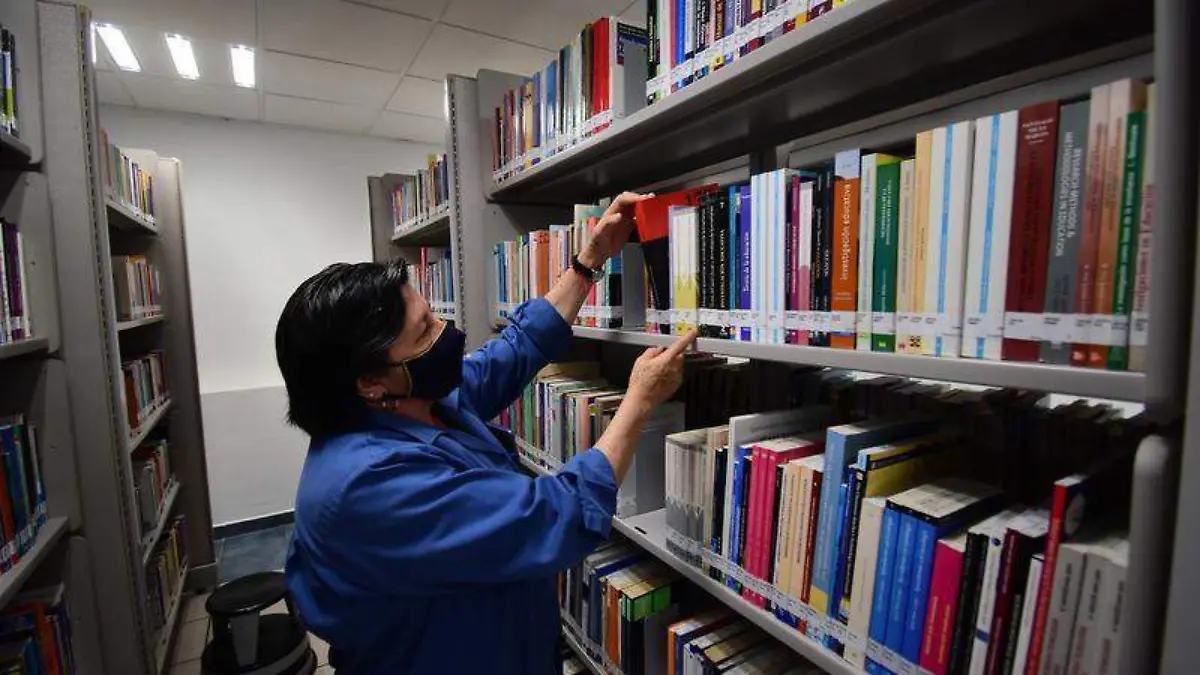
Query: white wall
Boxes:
[{"xmin": 100, "ymin": 106, "xmax": 440, "ymax": 527}]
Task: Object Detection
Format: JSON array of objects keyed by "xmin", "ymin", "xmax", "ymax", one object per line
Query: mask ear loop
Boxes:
[{"xmin": 379, "ymin": 319, "xmax": 447, "ymax": 402}]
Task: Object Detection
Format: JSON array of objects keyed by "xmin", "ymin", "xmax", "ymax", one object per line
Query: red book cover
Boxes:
[
  {"xmin": 634, "ymin": 186, "xmax": 718, "ymax": 332},
  {"xmin": 1002, "ymin": 102, "xmax": 1060, "ymax": 361},
  {"xmin": 798, "ymin": 467, "xmax": 823, "ymax": 635},
  {"xmin": 987, "ymin": 516, "xmax": 1048, "ymax": 675},
  {"xmin": 743, "ymin": 444, "xmax": 767, "ymax": 605},
  {"xmin": 986, "ymin": 530, "xmax": 1022, "ymax": 675},
  {"xmin": 756, "ymin": 437, "xmax": 824, "ymax": 605},
  {"xmin": 921, "ymin": 536, "xmax": 965, "ymax": 675},
  {"xmin": 591, "ymin": 18, "xmax": 611, "ymax": 121},
  {"xmin": 831, "ymin": 173, "xmax": 861, "ymax": 350}
]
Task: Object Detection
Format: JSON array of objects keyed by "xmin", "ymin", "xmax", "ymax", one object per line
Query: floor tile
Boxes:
[
  {"xmin": 173, "ymin": 617, "xmax": 208, "ymax": 664},
  {"xmin": 171, "ymin": 659, "xmax": 201, "ymax": 675},
  {"xmin": 182, "ymin": 593, "xmax": 210, "ymax": 624}
]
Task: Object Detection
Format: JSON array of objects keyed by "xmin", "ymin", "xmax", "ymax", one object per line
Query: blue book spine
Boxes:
[
  {"xmin": 826, "ymin": 482, "xmax": 850, "ymax": 648},
  {"xmin": 0, "ymin": 426, "xmax": 25, "ymax": 554},
  {"xmin": 726, "ymin": 447, "xmax": 750, "ymax": 591},
  {"xmin": 886, "ymin": 514, "xmax": 919, "ymax": 651},
  {"xmin": 811, "ymin": 428, "xmax": 847, "ymax": 617},
  {"xmin": 901, "ymin": 518, "xmax": 942, "ymax": 662},
  {"xmin": 675, "ymin": 0, "xmax": 685, "ymax": 85},
  {"xmin": 738, "ymin": 185, "xmax": 753, "ymax": 341},
  {"xmin": 832, "ymin": 466, "xmax": 863, "ymax": 621},
  {"xmin": 868, "ymin": 506, "xmax": 902, "ymax": 675},
  {"xmin": 532, "ymin": 72, "xmax": 541, "ymax": 149},
  {"xmin": 546, "ymin": 63, "xmax": 557, "ymax": 148}
]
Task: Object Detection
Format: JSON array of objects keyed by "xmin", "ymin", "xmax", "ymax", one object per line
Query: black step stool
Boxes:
[{"xmin": 201, "ymin": 572, "xmax": 316, "ymax": 675}]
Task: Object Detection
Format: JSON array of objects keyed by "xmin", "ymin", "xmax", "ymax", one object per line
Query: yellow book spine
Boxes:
[{"xmin": 910, "ymin": 131, "xmax": 934, "ymax": 354}]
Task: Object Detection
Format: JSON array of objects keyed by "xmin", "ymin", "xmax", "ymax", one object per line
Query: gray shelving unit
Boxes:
[
  {"xmin": 448, "ymin": 0, "xmax": 1199, "ymax": 672},
  {"xmin": 35, "ymin": 2, "xmax": 216, "ymax": 673}
]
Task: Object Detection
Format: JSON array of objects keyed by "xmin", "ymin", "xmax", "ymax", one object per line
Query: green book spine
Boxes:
[
  {"xmin": 872, "ymin": 161, "xmax": 902, "ymax": 351},
  {"xmin": 1108, "ymin": 111, "xmax": 1146, "ymax": 370}
]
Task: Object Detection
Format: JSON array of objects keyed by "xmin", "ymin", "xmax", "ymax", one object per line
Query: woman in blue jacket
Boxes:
[{"xmin": 276, "ymin": 192, "xmax": 697, "ymax": 675}]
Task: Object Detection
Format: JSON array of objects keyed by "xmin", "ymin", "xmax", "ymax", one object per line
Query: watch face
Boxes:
[{"xmin": 591, "ymin": 267, "xmax": 607, "ymax": 282}]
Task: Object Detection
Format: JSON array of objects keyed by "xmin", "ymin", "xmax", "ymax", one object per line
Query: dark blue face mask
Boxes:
[{"xmin": 383, "ymin": 321, "xmax": 467, "ymax": 401}]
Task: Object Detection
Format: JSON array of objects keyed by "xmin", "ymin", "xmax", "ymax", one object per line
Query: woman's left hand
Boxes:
[{"xmin": 578, "ymin": 192, "xmax": 654, "ymax": 268}]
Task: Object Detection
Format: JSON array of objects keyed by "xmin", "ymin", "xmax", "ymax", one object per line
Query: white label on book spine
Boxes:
[
  {"xmin": 965, "ymin": 312, "xmax": 1005, "ymax": 340},
  {"xmin": 1089, "ymin": 314, "xmax": 1130, "ymax": 347},
  {"xmin": 1003, "ymin": 312, "xmax": 1044, "ymax": 341},
  {"xmin": 784, "ymin": 311, "xmax": 802, "ymax": 330},
  {"xmin": 646, "ymin": 75, "xmax": 665, "ymax": 100},
  {"xmin": 856, "ymin": 311, "xmax": 872, "ymax": 336},
  {"xmin": 767, "ymin": 311, "xmax": 784, "ymax": 331},
  {"xmin": 1130, "ymin": 311, "xmax": 1149, "ymax": 347},
  {"xmin": 1041, "ymin": 313, "xmax": 1078, "ymax": 343},
  {"xmin": 937, "ymin": 314, "xmax": 963, "ymax": 339},
  {"xmin": 872, "ymin": 312, "xmax": 897, "ymax": 335},
  {"xmin": 814, "ymin": 312, "xmax": 832, "ymax": 333},
  {"xmin": 831, "ymin": 311, "xmax": 857, "ymax": 334},
  {"xmin": 645, "ymin": 308, "xmax": 661, "ymax": 325}
]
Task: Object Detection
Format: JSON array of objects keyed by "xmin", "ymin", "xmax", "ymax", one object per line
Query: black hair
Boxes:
[{"xmin": 275, "ymin": 260, "xmax": 409, "ymax": 439}]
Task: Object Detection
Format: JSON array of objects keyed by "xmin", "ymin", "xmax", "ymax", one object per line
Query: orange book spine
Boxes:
[{"xmin": 832, "ymin": 162, "xmax": 862, "ymax": 350}]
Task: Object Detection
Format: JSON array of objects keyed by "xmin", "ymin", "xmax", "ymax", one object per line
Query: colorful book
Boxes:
[
  {"xmin": 871, "ymin": 156, "xmax": 904, "ymax": 352},
  {"xmin": 832, "ymin": 149, "xmax": 862, "ymax": 349},
  {"xmin": 1128, "ymin": 83, "xmax": 1156, "ymax": 372}
]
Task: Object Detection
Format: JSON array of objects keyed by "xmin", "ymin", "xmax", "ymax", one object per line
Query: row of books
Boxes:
[
  {"xmin": 493, "ymin": 205, "xmax": 640, "ymax": 328},
  {"xmin": 0, "ymin": 585, "xmax": 77, "ymax": 674},
  {"xmin": 122, "ymin": 351, "xmax": 169, "ymax": 435},
  {"xmin": 100, "ymin": 129, "xmax": 155, "ymax": 221},
  {"xmin": 563, "ymin": 541, "xmax": 822, "ymax": 675},
  {"xmin": 490, "ymin": 18, "xmax": 648, "ymax": 182},
  {"xmin": 0, "ymin": 415, "xmax": 48, "ymax": 573},
  {"xmin": 112, "ymin": 255, "xmax": 164, "ymax": 322},
  {"xmin": 630, "ymin": 78, "xmax": 1156, "ymax": 371},
  {"xmin": 146, "ymin": 516, "xmax": 187, "ymax": 636},
  {"xmin": 406, "ymin": 248, "xmax": 455, "ymax": 319},
  {"xmin": 0, "ymin": 27, "xmax": 19, "ymax": 137},
  {"xmin": 658, "ymin": 393, "xmax": 1144, "ymax": 675},
  {"xmin": 392, "ymin": 154, "xmax": 450, "ymax": 234},
  {"xmin": 132, "ymin": 440, "xmax": 174, "ymax": 537},
  {"xmin": 644, "ymin": 0, "xmax": 857, "ymax": 106},
  {"xmin": 0, "ymin": 219, "xmax": 31, "ymax": 345}
]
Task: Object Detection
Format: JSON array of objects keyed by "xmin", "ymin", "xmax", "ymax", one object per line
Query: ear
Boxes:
[{"xmin": 356, "ymin": 365, "xmax": 411, "ymax": 401}]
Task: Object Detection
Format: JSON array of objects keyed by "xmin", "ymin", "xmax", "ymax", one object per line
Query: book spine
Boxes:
[
  {"xmin": 1001, "ymin": 102, "xmax": 1060, "ymax": 362},
  {"xmin": 726, "ymin": 448, "xmax": 748, "ymax": 591},
  {"xmin": 798, "ymin": 179, "xmax": 814, "ymax": 345},
  {"xmin": 840, "ymin": 468, "xmax": 867, "ymax": 620},
  {"xmin": 832, "ymin": 151, "xmax": 861, "ymax": 349},
  {"xmin": 1011, "ymin": 556, "xmax": 1044, "ymax": 675},
  {"xmin": 886, "ymin": 513, "xmax": 919, "ymax": 652},
  {"xmin": 949, "ymin": 532, "xmax": 988, "ymax": 675},
  {"xmin": 1000, "ymin": 545, "xmax": 1038, "ymax": 675},
  {"xmin": 922, "ymin": 540, "xmax": 965, "ymax": 675},
  {"xmin": 1070, "ymin": 85, "xmax": 1111, "ymax": 367},
  {"xmin": 1104, "ymin": 110, "xmax": 1146, "ymax": 370},
  {"xmin": 903, "ymin": 518, "xmax": 941, "ymax": 662},
  {"xmin": 788, "ymin": 174, "xmax": 801, "ymax": 344},
  {"xmin": 810, "ymin": 169, "xmax": 826, "ymax": 346},
  {"xmin": 910, "ymin": 131, "xmax": 934, "ymax": 355},
  {"xmin": 743, "ymin": 445, "xmax": 765, "ymax": 604},
  {"xmin": 800, "ymin": 467, "xmax": 823, "ymax": 633},
  {"xmin": 810, "ymin": 430, "xmax": 845, "ymax": 616},
  {"xmin": 869, "ymin": 506, "xmax": 903, "ymax": 652},
  {"xmin": 1039, "ymin": 543, "xmax": 1088, "ymax": 675},
  {"xmin": 859, "ymin": 154, "xmax": 879, "ymax": 351},
  {"xmin": 847, "ymin": 497, "xmax": 885, "ymax": 666},
  {"xmin": 1128, "ymin": 84, "xmax": 1155, "ymax": 371},
  {"xmin": 1041, "ymin": 101, "xmax": 1090, "ymax": 364},
  {"xmin": 896, "ymin": 159, "xmax": 916, "ymax": 354},
  {"xmin": 983, "ymin": 530, "xmax": 1022, "ymax": 675},
  {"xmin": 969, "ymin": 530, "xmax": 1009, "ymax": 675},
  {"xmin": 873, "ymin": 160, "xmax": 902, "ymax": 352},
  {"xmin": 1065, "ymin": 553, "xmax": 1104, "ymax": 675},
  {"xmin": 738, "ymin": 186, "xmax": 753, "ymax": 341},
  {"xmin": 938, "ymin": 121, "xmax": 975, "ymax": 357}
]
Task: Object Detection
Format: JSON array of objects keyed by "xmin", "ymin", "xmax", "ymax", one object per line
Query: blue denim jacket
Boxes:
[{"xmin": 286, "ymin": 298, "xmax": 617, "ymax": 674}]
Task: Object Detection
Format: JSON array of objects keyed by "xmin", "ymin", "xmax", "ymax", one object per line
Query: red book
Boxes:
[
  {"xmin": 743, "ymin": 443, "xmax": 769, "ymax": 606},
  {"xmin": 1001, "ymin": 102, "xmax": 1060, "ymax": 361},
  {"xmin": 985, "ymin": 513, "xmax": 1048, "ymax": 675},
  {"xmin": 921, "ymin": 533, "xmax": 966, "ymax": 675},
  {"xmin": 633, "ymin": 187, "xmax": 718, "ymax": 332},
  {"xmin": 591, "ymin": 18, "xmax": 611, "ymax": 123}
]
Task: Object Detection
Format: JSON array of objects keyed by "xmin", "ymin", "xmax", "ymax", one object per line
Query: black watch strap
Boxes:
[{"xmin": 570, "ymin": 254, "xmax": 598, "ymax": 283}]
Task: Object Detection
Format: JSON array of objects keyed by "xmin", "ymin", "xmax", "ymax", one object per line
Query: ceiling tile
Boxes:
[
  {"xmin": 96, "ymin": 71, "xmax": 136, "ymax": 106},
  {"xmin": 262, "ymin": 51, "xmax": 401, "ymax": 108},
  {"xmin": 264, "ymin": 95, "xmax": 378, "ymax": 134},
  {"xmin": 262, "ymin": 0, "xmax": 432, "ymax": 73},
  {"xmin": 120, "ymin": 75, "xmax": 260, "ymax": 121},
  {"xmin": 349, "ymin": 0, "xmax": 451, "ymax": 21},
  {"xmin": 439, "ymin": 0, "xmax": 629, "ymax": 50},
  {"xmin": 386, "ymin": 77, "xmax": 445, "ymax": 119},
  {"xmin": 85, "ymin": 0, "xmax": 257, "ymax": 45},
  {"xmin": 369, "ymin": 111, "xmax": 446, "ymax": 144},
  {"xmin": 408, "ymin": 24, "xmax": 554, "ymax": 81}
]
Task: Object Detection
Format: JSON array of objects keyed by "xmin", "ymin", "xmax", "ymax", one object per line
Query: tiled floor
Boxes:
[
  {"xmin": 171, "ymin": 524, "xmax": 331, "ymax": 673},
  {"xmin": 170, "ymin": 592, "xmax": 331, "ymax": 675}
]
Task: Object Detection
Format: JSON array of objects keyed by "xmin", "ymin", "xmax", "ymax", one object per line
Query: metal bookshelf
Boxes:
[
  {"xmin": 391, "ymin": 203, "xmax": 451, "ymax": 244},
  {"xmin": 117, "ymin": 314, "xmax": 167, "ymax": 332},
  {"xmin": 0, "ymin": 337, "xmax": 49, "ymax": 361},
  {"xmin": 0, "ymin": 518, "xmax": 67, "ymax": 609},
  {"xmin": 445, "ymin": 0, "xmax": 1200, "ymax": 670},
  {"xmin": 140, "ymin": 481, "xmax": 180, "ymax": 566},
  {"xmin": 0, "ymin": 131, "xmax": 33, "ymax": 170},
  {"xmin": 36, "ymin": 2, "xmax": 216, "ymax": 673}
]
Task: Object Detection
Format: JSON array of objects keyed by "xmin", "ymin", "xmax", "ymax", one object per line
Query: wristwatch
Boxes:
[{"xmin": 570, "ymin": 254, "xmax": 607, "ymax": 284}]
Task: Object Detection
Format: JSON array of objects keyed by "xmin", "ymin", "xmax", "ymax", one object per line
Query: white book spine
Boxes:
[
  {"xmin": 924, "ymin": 126, "xmax": 949, "ymax": 356},
  {"xmin": 776, "ymin": 465, "xmax": 796, "ymax": 590},
  {"xmin": 774, "ymin": 170, "xmax": 787, "ymax": 344},
  {"xmin": 857, "ymin": 154, "xmax": 879, "ymax": 351},
  {"xmin": 791, "ymin": 464, "xmax": 815, "ymax": 598},
  {"xmin": 1068, "ymin": 551, "xmax": 1107, "ymax": 675},
  {"xmin": 1011, "ymin": 555, "xmax": 1045, "ymax": 675},
  {"xmin": 1095, "ymin": 552, "xmax": 1127, "ymax": 675},
  {"xmin": 938, "ymin": 120, "xmax": 975, "ymax": 358},
  {"xmin": 896, "ymin": 160, "xmax": 916, "ymax": 353},
  {"xmin": 799, "ymin": 180, "xmax": 814, "ymax": 343},
  {"xmin": 1041, "ymin": 542, "xmax": 1091, "ymax": 675},
  {"xmin": 968, "ymin": 529, "xmax": 1009, "ymax": 675},
  {"xmin": 845, "ymin": 496, "xmax": 886, "ymax": 667},
  {"xmin": 751, "ymin": 174, "xmax": 764, "ymax": 341}
]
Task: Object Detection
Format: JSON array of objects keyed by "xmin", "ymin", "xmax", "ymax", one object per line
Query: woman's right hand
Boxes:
[{"xmin": 627, "ymin": 329, "xmax": 698, "ymax": 412}]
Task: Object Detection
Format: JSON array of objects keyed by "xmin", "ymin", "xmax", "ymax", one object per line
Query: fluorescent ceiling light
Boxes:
[
  {"xmin": 230, "ymin": 45, "xmax": 255, "ymax": 88},
  {"xmin": 95, "ymin": 23, "xmax": 140, "ymax": 73},
  {"xmin": 90, "ymin": 23, "xmax": 97, "ymax": 64},
  {"xmin": 165, "ymin": 34, "xmax": 199, "ymax": 80}
]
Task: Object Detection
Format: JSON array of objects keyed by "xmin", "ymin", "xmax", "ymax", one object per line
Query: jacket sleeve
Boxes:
[
  {"xmin": 326, "ymin": 443, "xmax": 617, "ymax": 596},
  {"xmin": 457, "ymin": 298, "xmax": 573, "ymax": 421}
]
